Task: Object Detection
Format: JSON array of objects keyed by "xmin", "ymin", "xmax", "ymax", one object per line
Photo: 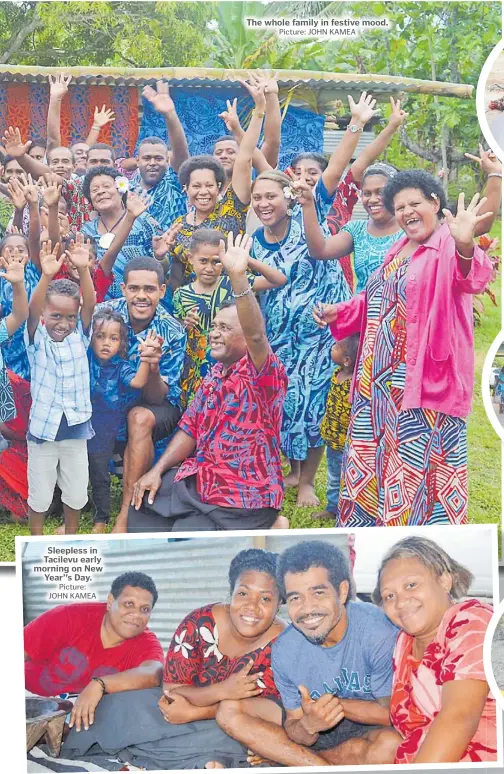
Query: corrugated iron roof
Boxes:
[{"xmin": 0, "ymin": 65, "xmax": 473, "ymax": 100}]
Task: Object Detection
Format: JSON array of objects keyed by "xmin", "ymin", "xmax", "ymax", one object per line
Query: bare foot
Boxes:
[
  {"xmin": 296, "ymin": 484, "xmax": 320, "ymax": 508},
  {"xmin": 111, "ymin": 520, "xmax": 127, "ymax": 534},
  {"xmin": 205, "ymin": 763, "xmax": 225, "ymax": 769},
  {"xmin": 310, "ymin": 509, "xmax": 335, "ymax": 520},
  {"xmin": 283, "ymin": 472, "xmax": 300, "ymax": 488},
  {"xmin": 92, "ymin": 522, "xmax": 107, "ymax": 534},
  {"xmin": 271, "ymin": 514, "xmax": 289, "ymax": 530},
  {"xmin": 54, "ymin": 524, "xmax": 65, "ymax": 535}
]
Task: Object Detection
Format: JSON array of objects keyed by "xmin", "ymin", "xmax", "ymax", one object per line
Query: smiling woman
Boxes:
[
  {"xmin": 315, "ymin": 169, "xmax": 497, "ymax": 527},
  {"xmin": 374, "ymin": 537, "xmax": 497, "ymax": 764}
]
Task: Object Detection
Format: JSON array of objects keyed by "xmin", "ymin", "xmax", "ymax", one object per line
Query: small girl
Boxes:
[
  {"xmin": 0, "ymin": 249, "xmax": 28, "ymax": 452},
  {"xmin": 88, "ymin": 307, "xmax": 156, "ymax": 533},
  {"xmin": 172, "ymin": 227, "xmax": 286, "ymax": 406},
  {"xmin": 312, "ymin": 333, "xmax": 360, "ymax": 524}
]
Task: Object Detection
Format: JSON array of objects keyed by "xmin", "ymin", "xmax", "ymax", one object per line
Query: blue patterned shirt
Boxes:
[
  {"xmin": 130, "ymin": 167, "xmax": 187, "ymax": 231},
  {"xmin": 0, "ymin": 261, "xmax": 41, "ymax": 380},
  {"xmin": 88, "ymin": 353, "xmax": 141, "ymax": 453},
  {"xmin": 83, "ymin": 212, "xmax": 163, "ymax": 301},
  {"xmin": 95, "ymin": 298, "xmax": 186, "ymax": 407}
]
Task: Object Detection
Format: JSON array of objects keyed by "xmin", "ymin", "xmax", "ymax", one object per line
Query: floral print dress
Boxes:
[{"xmin": 164, "ymin": 603, "xmax": 280, "ymax": 702}]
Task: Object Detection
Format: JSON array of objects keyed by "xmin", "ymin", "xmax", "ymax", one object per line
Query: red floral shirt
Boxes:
[
  {"xmin": 175, "ymin": 350, "xmax": 287, "ymax": 509},
  {"xmin": 61, "ymin": 178, "xmax": 94, "ymax": 232},
  {"xmin": 164, "ymin": 604, "xmax": 280, "ymax": 701},
  {"xmin": 326, "ymin": 169, "xmax": 360, "ymax": 292},
  {"xmin": 391, "ymin": 599, "xmax": 497, "ymax": 764}
]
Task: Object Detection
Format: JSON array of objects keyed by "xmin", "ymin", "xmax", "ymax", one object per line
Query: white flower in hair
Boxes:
[
  {"xmin": 116, "ymin": 176, "xmax": 130, "ymax": 194},
  {"xmin": 283, "ymin": 186, "xmax": 295, "ymax": 200}
]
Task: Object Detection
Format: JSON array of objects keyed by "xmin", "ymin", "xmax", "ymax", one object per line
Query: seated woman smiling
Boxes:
[
  {"xmin": 373, "ymin": 536, "xmax": 497, "ymax": 764},
  {"xmin": 63, "ymin": 549, "xmax": 286, "ymax": 770}
]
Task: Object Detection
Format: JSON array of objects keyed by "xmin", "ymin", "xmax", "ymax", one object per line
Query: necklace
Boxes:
[
  {"xmin": 265, "ymin": 216, "xmax": 290, "ymax": 248},
  {"xmin": 98, "ymin": 211, "xmax": 126, "ymax": 249}
]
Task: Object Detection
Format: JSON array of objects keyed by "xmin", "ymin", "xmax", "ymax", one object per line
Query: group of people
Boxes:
[
  {"xmin": 24, "ymin": 536, "xmax": 496, "ymax": 768},
  {"xmin": 0, "ymin": 70, "xmax": 501, "ymax": 534}
]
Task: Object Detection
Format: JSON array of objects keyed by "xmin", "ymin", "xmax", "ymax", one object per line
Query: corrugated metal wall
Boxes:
[
  {"xmin": 324, "ymin": 129, "xmax": 374, "ymax": 220},
  {"xmin": 22, "ymin": 534, "xmax": 350, "ymax": 653}
]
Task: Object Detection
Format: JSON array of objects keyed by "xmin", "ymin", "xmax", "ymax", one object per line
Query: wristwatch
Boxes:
[{"xmin": 348, "ymin": 124, "xmax": 363, "ymax": 133}]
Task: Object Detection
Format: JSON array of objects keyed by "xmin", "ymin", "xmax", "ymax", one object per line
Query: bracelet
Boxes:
[
  {"xmin": 456, "ymin": 248, "xmax": 474, "ymax": 261},
  {"xmin": 252, "ymin": 110, "xmax": 265, "ymax": 118},
  {"xmin": 233, "ymin": 285, "xmax": 253, "ymax": 298},
  {"xmin": 92, "ymin": 124, "xmax": 100, "ymax": 130},
  {"xmin": 91, "ymin": 676, "xmax": 107, "ymax": 694},
  {"xmin": 487, "ymin": 173, "xmax": 502, "ymax": 179}
]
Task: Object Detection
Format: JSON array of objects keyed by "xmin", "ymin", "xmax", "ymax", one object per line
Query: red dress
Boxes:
[
  {"xmin": 326, "ymin": 169, "xmax": 361, "ymax": 293},
  {"xmin": 164, "ymin": 603, "xmax": 280, "ymax": 702},
  {"xmin": 0, "ymin": 370, "xmax": 30, "ymax": 517},
  {"xmin": 391, "ymin": 600, "xmax": 497, "ymax": 763}
]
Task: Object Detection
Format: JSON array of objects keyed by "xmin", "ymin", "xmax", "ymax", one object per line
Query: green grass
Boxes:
[{"xmin": 1, "ymin": 225, "xmax": 501, "ymax": 561}]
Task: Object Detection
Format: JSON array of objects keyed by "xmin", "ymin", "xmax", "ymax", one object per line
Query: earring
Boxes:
[{"xmin": 287, "ymin": 207, "xmax": 293, "ymax": 217}]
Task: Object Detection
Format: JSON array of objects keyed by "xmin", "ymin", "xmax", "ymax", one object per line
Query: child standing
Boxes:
[
  {"xmin": 88, "ymin": 308, "xmax": 156, "ymax": 533},
  {"xmin": 172, "ymin": 228, "xmax": 286, "ymax": 405},
  {"xmin": 312, "ymin": 334, "xmax": 359, "ymax": 523},
  {"xmin": 0, "ymin": 248, "xmax": 29, "ymax": 452},
  {"xmin": 25, "ymin": 235, "xmax": 96, "ymax": 535}
]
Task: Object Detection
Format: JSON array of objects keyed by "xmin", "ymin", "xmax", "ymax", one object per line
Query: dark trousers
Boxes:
[
  {"xmin": 88, "ymin": 447, "xmax": 115, "ymax": 524},
  {"xmin": 128, "ymin": 469, "xmax": 279, "ymax": 532}
]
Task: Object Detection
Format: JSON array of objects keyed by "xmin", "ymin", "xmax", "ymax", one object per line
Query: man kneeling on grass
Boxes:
[
  {"xmin": 216, "ymin": 540, "xmax": 402, "ymax": 766},
  {"xmin": 129, "ymin": 232, "xmax": 289, "ymax": 532},
  {"xmin": 24, "ymin": 571, "xmax": 164, "ymax": 732}
]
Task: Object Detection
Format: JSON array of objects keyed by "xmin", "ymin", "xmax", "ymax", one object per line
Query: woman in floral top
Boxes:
[
  {"xmin": 373, "ymin": 536, "xmax": 496, "ymax": 764},
  {"xmin": 63, "ymin": 549, "xmax": 286, "ymax": 770}
]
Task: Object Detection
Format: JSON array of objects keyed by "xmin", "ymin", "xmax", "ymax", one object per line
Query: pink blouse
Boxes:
[{"xmin": 331, "ymin": 222, "xmax": 492, "ymax": 418}]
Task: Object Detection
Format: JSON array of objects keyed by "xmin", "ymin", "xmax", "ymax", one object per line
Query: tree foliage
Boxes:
[{"xmin": 0, "ymin": 2, "xmax": 214, "ymax": 67}]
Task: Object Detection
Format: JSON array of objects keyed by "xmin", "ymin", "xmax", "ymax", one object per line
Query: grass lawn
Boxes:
[{"xmin": 1, "ymin": 224, "xmax": 501, "ymax": 560}]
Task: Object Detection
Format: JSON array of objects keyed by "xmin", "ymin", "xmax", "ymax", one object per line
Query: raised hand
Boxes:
[
  {"xmin": 18, "ymin": 173, "xmax": 39, "ymax": 205},
  {"xmin": 348, "ymin": 91, "xmax": 377, "ymax": 126},
  {"xmin": 142, "ymin": 80, "xmax": 175, "ymax": 115},
  {"xmin": 40, "ymin": 240, "xmax": 64, "ymax": 278},
  {"xmin": 388, "ymin": 97, "xmax": 408, "ymax": 129},
  {"xmin": 298, "ymin": 685, "xmax": 344, "ymax": 735},
  {"xmin": 39, "ymin": 173, "xmax": 62, "ymax": 208},
  {"xmin": 182, "ymin": 306, "xmax": 200, "ymax": 332},
  {"xmin": 126, "ymin": 190, "xmax": 152, "ymax": 219},
  {"xmin": 152, "ymin": 221, "xmax": 181, "ymax": 258},
  {"xmin": 313, "ymin": 302, "xmax": 338, "ymax": 328},
  {"xmin": 218, "ymin": 231, "xmax": 252, "ymax": 276},
  {"xmin": 218, "ymin": 98, "xmax": 241, "ymax": 134},
  {"xmin": 287, "ymin": 168, "xmax": 314, "ymax": 207},
  {"xmin": 48, "ymin": 73, "xmax": 71, "ymax": 101},
  {"xmin": 256, "ymin": 69, "xmax": 279, "ymax": 95},
  {"xmin": 465, "ymin": 144, "xmax": 502, "ymax": 176},
  {"xmin": 0, "ymin": 248, "xmax": 27, "ymax": 285},
  {"xmin": 238, "ymin": 72, "xmax": 266, "ymax": 112},
  {"xmin": 7, "ymin": 177, "xmax": 26, "ymax": 210},
  {"xmin": 3, "ymin": 126, "xmax": 32, "ymax": 159},
  {"xmin": 442, "ymin": 192, "xmax": 494, "ymax": 249},
  {"xmin": 65, "ymin": 232, "xmax": 92, "ymax": 271},
  {"xmin": 93, "ymin": 105, "xmax": 116, "ymax": 128}
]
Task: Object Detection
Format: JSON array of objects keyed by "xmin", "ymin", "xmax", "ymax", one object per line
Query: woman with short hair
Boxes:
[
  {"xmin": 374, "ymin": 536, "xmax": 496, "ymax": 764},
  {"xmin": 315, "ymin": 169, "xmax": 495, "ymax": 525}
]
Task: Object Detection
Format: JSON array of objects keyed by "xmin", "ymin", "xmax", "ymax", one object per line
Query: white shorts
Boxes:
[{"xmin": 27, "ymin": 439, "xmax": 89, "ymax": 513}]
